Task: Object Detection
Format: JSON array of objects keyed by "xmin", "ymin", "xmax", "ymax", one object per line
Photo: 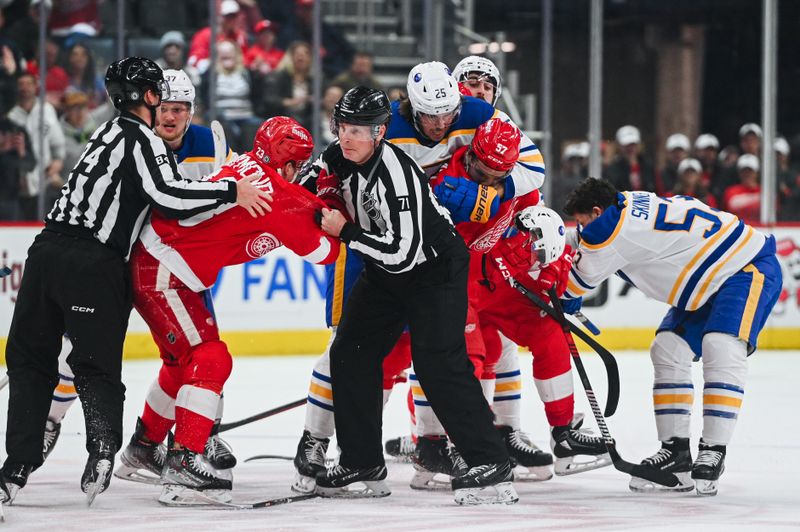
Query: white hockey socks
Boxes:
[
  {"xmin": 701, "ymin": 332, "xmax": 747, "ymax": 446},
  {"xmin": 304, "ymin": 334, "xmax": 336, "ymax": 440},
  {"xmin": 650, "ymin": 332, "xmax": 694, "ymax": 441},
  {"xmin": 48, "ymin": 338, "xmax": 78, "ymax": 423},
  {"xmin": 492, "ymin": 334, "xmax": 523, "ymax": 430},
  {"xmin": 409, "ymin": 371, "xmax": 446, "ymax": 437}
]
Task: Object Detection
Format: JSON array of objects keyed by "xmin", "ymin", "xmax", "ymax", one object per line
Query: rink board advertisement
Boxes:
[{"xmin": 1, "ymin": 224, "xmax": 798, "ymax": 359}]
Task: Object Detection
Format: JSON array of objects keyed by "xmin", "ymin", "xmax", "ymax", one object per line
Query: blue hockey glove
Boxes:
[
  {"xmin": 433, "ymin": 175, "xmax": 500, "ymax": 224},
  {"xmin": 560, "ymin": 296, "xmax": 583, "ymax": 315}
]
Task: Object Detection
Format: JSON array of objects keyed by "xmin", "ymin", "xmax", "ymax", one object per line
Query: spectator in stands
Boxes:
[
  {"xmin": 0, "ymin": 43, "xmax": 19, "ymax": 116},
  {"xmin": 7, "ymin": 72, "xmax": 65, "ymax": 220},
  {"xmin": 49, "ymin": 0, "xmax": 101, "ymax": 38},
  {"xmin": 25, "ymin": 37, "xmax": 70, "ymax": 112},
  {"xmin": 0, "ymin": 118, "xmax": 35, "ymax": 221},
  {"xmin": 776, "ymin": 137, "xmax": 800, "ymax": 221},
  {"xmin": 605, "ymin": 124, "xmax": 656, "ymax": 192},
  {"xmin": 4, "ymin": 0, "xmax": 49, "ymax": 62},
  {"xmin": 317, "ymin": 84, "xmax": 343, "ymax": 150},
  {"xmin": 245, "ymin": 19, "xmax": 284, "ymax": 75},
  {"xmin": 553, "ymin": 141, "xmax": 589, "ymax": 213},
  {"xmin": 723, "ymin": 154, "xmax": 761, "ymax": 225},
  {"xmin": 255, "ymin": 40, "xmax": 314, "ymax": 130},
  {"xmin": 659, "ymin": 133, "xmax": 690, "ymax": 194},
  {"xmin": 739, "ymin": 122, "xmax": 762, "ymax": 156},
  {"xmin": 330, "ymin": 51, "xmax": 384, "ymax": 92},
  {"xmin": 62, "ymin": 42, "xmax": 105, "ymax": 108},
  {"xmin": 202, "ymin": 40, "xmax": 259, "ymax": 153},
  {"xmin": 188, "ymin": 0, "xmax": 249, "ymax": 75},
  {"xmin": 157, "ymin": 31, "xmax": 200, "ymax": 86},
  {"xmin": 669, "ymin": 158, "xmax": 717, "ymax": 208},
  {"xmin": 60, "ymin": 91, "xmax": 98, "ymax": 178},
  {"xmin": 694, "ymin": 133, "xmax": 724, "ymax": 199},
  {"xmin": 278, "ymin": 0, "xmax": 354, "ymax": 78}
]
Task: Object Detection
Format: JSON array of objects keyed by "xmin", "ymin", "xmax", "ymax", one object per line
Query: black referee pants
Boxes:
[
  {"xmin": 330, "ymin": 243, "xmax": 508, "ymax": 469},
  {"xmin": 4, "ymin": 230, "xmax": 131, "ymax": 466}
]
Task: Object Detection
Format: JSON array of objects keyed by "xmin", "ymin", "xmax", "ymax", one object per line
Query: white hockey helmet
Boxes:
[
  {"xmin": 162, "ymin": 69, "xmax": 195, "ymax": 112},
  {"xmin": 452, "ymin": 55, "xmax": 502, "ymax": 105},
  {"xmin": 406, "ymin": 61, "xmax": 462, "ymax": 123},
  {"xmin": 514, "ymin": 205, "xmax": 567, "ymax": 267}
]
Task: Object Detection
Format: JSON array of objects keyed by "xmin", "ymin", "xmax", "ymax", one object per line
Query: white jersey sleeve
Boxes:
[{"xmin": 565, "ymin": 192, "xmax": 767, "ymax": 311}]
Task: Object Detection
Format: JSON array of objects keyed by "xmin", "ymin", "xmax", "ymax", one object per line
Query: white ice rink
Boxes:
[{"xmin": 1, "ymin": 350, "xmax": 799, "ymax": 531}]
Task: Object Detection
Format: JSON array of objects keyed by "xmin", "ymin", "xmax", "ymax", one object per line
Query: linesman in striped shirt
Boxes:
[
  {"xmin": 0, "ymin": 57, "xmax": 271, "ymax": 505},
  {"xmin": 311, "ymin": 86, "xmax": 516, "ymax": 505}
]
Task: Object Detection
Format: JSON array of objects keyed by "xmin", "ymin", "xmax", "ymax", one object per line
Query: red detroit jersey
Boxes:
[{"xmin": 139, "ymin": 152, "xmax": 340, "ymax": 291}]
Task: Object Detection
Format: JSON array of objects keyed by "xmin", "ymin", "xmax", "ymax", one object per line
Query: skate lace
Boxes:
[
  {"xmin": 43, "ymin": 428, "xmax": 58, "ymax": 453},
  {"xmin": 569, "ymin": 429, "xmax": 601, "ymax": 445},
  {"xmin": 206, "ymin": 434, "xmax": 234, "ymax": 460},
  {"xmin": 509, "ymin": 430, "xmax": 539, "ymax": 452},
  {"xmin": 188, "ymin": 452, "xmax": 215, "ymax": 479},
  {"xmin": 465, "ymin": 464, "xmax": 493, "ymax": 478},
  {"xmin": 448, "ymin": 446, "xmax": 468, "ymax": 473},
  {"xmin": 303, "ymin": 436, "xmax": 328, "ymax": 467},
  {"xmin": 398, "ymin": 436, "xmax": 415, "ymax": 455},
  {"xmin": 695, "ymin": 449, "xmax": 723, "ymax": 468},
  {"xmin": 643, "ymin": 447, "xmax": 673, "ymax": 466},
  {"xmin": 326, "ymin": 464, "xmax": 347, "ymax": 478},
  {"xmin": 152, "ymin": 443, "xmax": 167, "ymax": 468}
]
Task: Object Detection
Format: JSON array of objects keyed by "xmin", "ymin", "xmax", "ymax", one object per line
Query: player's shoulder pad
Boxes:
[
  {"xmin": 184, "ymin": 124, "xmax": 215, "ymax": 157},
  {"xmin": 385, "ymin": 100, "xmax": 418, "ymax": 142},
  {"xmin": 579, "ymin": 192, "xmax": 628, "ymax": 248},
  {"xmin": 454, "ymin": 96, "xmax": 495, "ymax": 128}
]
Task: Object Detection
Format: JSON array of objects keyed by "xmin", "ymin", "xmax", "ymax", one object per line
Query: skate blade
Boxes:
[
  {"xmin": 158, "ymin": 484, "xmax": 233, "ymax": 506},
  {"xmin": 454, "ymin": 482, "xmax": 519, "ymax": 505},
  {"xmin": 291, "ymin": 472, "xmax": 317, "ymax": 494},
  {"xmin": 409, "ymin": 470, "xmax": 452, "ymax": 491},
  {"xmin": 1, "ymin": 485, "xmax": 20, "ymax": 505},
  {"xmin": 85, "ymin": 461, "xmax": 112, "ymax": 507},
  {"xmin": 694, "ymin": 479, "xmax": 719, "ymax": 496},
  {"xmin": 629, "ymin": 472, "xmax": 694, "ymax": 493},
  {"xmin": 113, "ymin": 463, "xmax": 162, "ymax": 485},
  {"xmin": 554, "ymin": 453, "xmax": 612, "ymax": 476},
  {"xmin": 512, "ymin": 464, "xmax": 553, "ymax": 482},
  {"xmin": 315, "ymin": 479, "xmax": 391, "ymax": 498}
]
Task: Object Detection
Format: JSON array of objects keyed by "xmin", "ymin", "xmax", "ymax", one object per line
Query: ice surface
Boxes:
[{"xmin": 1, "ymin": 351, "xmax": 799, "ymax": 531}]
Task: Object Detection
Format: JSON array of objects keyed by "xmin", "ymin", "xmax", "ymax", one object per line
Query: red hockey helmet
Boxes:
[
  {"xmin": 253, "ymin": 116, "xmax": 314, "ymax": 170},
  {"xmin": 470, "ymin": 118, "xmax": 520, "ymax": 174}
]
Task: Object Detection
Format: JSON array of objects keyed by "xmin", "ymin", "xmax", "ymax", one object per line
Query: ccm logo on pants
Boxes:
[{"xmin": 71, "ymin": 306, "xmax": 95, "ymax": 313}]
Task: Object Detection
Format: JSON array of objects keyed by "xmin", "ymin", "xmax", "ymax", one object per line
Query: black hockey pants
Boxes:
[
  {"xmin": 4, "ymin": 230, "xmax": 132, "ymax": 466},
  {"xmin": 329, "ymin": 241, "xmax": 508, "ymax": 469}
]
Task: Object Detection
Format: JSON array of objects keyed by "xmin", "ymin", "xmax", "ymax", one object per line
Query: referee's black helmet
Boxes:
[
  {"xmin": 333, "ymin": 86, "xmax": 391, "ymax": 127},
  {"xmin": 105, "ymin": 57, "xmax": 167, "ymax": 110}
]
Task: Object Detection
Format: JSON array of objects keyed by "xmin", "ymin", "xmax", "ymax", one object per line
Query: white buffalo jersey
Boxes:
[{"xmin": 565, "ymin": 191, "xmax": 767, "ymax": 311}]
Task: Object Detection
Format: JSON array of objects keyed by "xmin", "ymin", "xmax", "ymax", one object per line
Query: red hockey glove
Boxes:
[
  {"xmin": 484, "ymin": 231, "xmax": 537, "ymax": 286},
  {"xmin": 316, "ymin": 169, "xmax": 347, "ymax": 214},
  {"xmin": 536, "ymin": 245, "xmax": 574, "ymax": 298}
]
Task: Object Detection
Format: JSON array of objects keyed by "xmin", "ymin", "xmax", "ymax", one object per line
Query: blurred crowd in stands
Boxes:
[
  {"xmin": 0, "ymin": 0, "xmax": 797, "ymax": 224},
  {"xmin": 552, "ymin": 123, "xmax": 800, "ymax": 224}
]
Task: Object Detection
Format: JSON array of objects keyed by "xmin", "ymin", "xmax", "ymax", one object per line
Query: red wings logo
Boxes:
[
  {"xmin": 468, "ymin": 203, "xmax": 516, "ymax": 252},
  {"xmin": 246, "ymin": 232, "xmax": 281, "ymax": 258}
]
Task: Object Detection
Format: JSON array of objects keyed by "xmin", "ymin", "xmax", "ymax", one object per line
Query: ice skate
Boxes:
[
  {"xmin": 204, "ymin": 421, "xmax": 237, "ymax": 470},
  {"xmin": 551, "ymin": 424, "xmax": 612, "ymax": 475},
  {"xmin": 42, "ymin": 419, "xmax": 61, "ymax": 463},
  {"xmin": 692, "ymin": 440, "xmax": 726, "ymax": 496},
  {"xmin": 81, "ymin": 441, "xmax": 116, "ymax": 507},
  {"xmin": 384, "ymin": 435, "xmax": 415, "ymax": 462},
  {"xmin": 315, "ymin": 464, "xmax": 391, "ymax": 498},
  {"xmin": 114, "ymin": 418, "xmax": 167, "ymax": 485},
  {"xmin": 159, "ymin": 447, "xmax": 233, "ymax": 506},
  {"xmin": 451, "ymin": 461, "xmax": 518, "ymax": 505},
  {"xmin": 0, "ymin": 463, "xmax": 32, "ymax": 505},
  {"xmin": 292, "ymin": 430, "xmax": 330, "ymax": 494},
  {"xmin": 499, "ymin": 426, "xmax": 553, "ymax": 481},
  {"xmin": 629, "ymin": 437, "xmax": 694, "ymax": 493},
  {"xmin": 410, "ymin": 436, "xmax": 468, "ymax": 490}
]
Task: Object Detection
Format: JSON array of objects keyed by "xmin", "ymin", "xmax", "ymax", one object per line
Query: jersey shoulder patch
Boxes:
[{"xmin": 580, "ymin": 192, "xmax": 628, "ymax": 249}]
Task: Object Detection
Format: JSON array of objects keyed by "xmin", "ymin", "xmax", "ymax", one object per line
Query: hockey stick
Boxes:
[
  {"xmin": 0, "ymin": 266, "xmax": 11, "ymax": 278},
  {"xmin": 217, "ymin": 398, "xmax": 307, "ymax": 433},
  {"xmin": 196, "ymin": 491, "xmax": 319, "ymax": 509},
  {"xmin": 210, "ymin": 120, "xmax": 227, "ymax": 171},
  {"xmin": 0, "ymin": 375, "xmax": 8, "ymax": 392},
  {"xmin": 509, "ymin": 278, "xmax": 620, "ymax": 417},
  {"xmin": 548, "ymin": 287, "xmax": 679, "ymax": 487},
  {"xmin": 575, "ymin": 311, "xmax": 601, "ymax": 336}
]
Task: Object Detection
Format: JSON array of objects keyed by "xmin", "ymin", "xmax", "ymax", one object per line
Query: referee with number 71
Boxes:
[{"xmin": 0, "ymin": 57, "xmax": 271, "ymax": 505}]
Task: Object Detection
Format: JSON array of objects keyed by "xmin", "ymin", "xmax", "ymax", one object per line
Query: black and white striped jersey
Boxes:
[
  {"xmin": 301, "ymin": 139, "xmax": 457, "ymax": 274},
  {"xmin": 46, "ymin": 111, "xmax": 236, "ymax": 259}
]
